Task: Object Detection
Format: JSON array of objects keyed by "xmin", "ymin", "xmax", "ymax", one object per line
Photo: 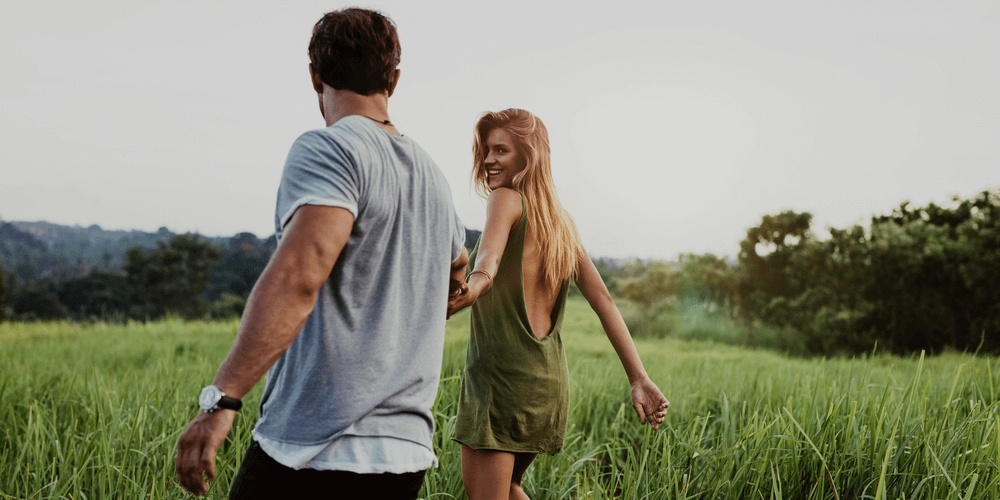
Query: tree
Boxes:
[
  {"xmin": 796, "ymin": 225, "xmax": 876, "ymax": 354},
  {"xmin": 955, "ymin": 191, "xmax": 1000, "ymax": 352},
  {"xmin": 861, "ymin": 193, "xmax": 999, "ymax": 353},
  {"xmin": 10, "ymin": 279, "xmax": 67, "ymax": 321},
  {"xmin": 734, "ymin": 211, "xmax": 814, "ymax": 325},
  {"xmin": 205, "ymin": 232, "xmax": 271, "ymax": 301},
  {"xmin": 58, "ymin": 272, "xmax": 132, "ymax": 320},
  {"xmin": 0, "ymin": 257, "xmax": 8, "ymax": 322},
  {"xmin": 677, "ymin": 253, "xmax": 734, "ymax": 310},
  {"xmin": 729, "ymin": 190, "xmax": 1000, "ymax": 356},
  {"xmin": 125, "ymin": 234, "xmax": 221, "ymax": 319},
  {"xmin": 208, "ymin": 292, "xmax": 247, "ymax": 320},
  {"xmin": 617, "ymin": 262, "xmax": 680, "ymax": 309}
]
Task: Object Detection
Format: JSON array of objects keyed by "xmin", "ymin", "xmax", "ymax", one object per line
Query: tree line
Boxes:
[
  {"xmin": 0, "ymin": 224, "xmax": 482, "ymax": 322},
  {"xmin": 601, "ymin": 189, "xmax": 1000, "ymax": 355},
  {"xmin": 0, "ymin": 231, "xmax": 273, "ymax": 321},
  {"xmin": 2, "ymin": 188, "xmax": 998, "ymax": 356}
]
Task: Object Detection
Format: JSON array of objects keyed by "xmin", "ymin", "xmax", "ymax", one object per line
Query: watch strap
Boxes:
[
  {"xmin": 200, "ymin": 384, "xmax": 243, "ymax": 413},
  {"xmin": 216, "ymin": 394, "xmax": 243, "ymax": 412}
]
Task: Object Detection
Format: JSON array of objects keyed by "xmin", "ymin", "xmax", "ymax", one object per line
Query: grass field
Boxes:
[{"xmin": 2, "ymin": 297, "xmax": 999, "ymax": 499}]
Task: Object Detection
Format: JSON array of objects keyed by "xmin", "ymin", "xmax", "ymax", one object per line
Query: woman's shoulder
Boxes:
[
  {"xmin": 486, "ymin": 188, "xmax": 524, "ymax": 220},
  {"xmin": 488, "ymin": 187, "xmax": 522, "ymax": 202}
]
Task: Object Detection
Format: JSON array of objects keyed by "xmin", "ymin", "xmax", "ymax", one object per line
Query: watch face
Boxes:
[{"xmin": 199, "ymin": 385, "xmax": 222, "ymax": 410}]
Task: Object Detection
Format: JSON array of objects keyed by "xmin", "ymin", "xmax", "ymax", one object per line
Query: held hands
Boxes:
[
  {"xmin": 175, "ymin": 409, "xmax": 236, "ymax": 496},
  {"xmin": 447, "ymin": 270, "xmax": 493, "ymax": 318},
  {"xmin": 630, "ymin": 377, "xmax": 669, "ymax": 430},
  {"xmin": 447, "ymin": 281, "xmax": 476, "ymax": 318}
]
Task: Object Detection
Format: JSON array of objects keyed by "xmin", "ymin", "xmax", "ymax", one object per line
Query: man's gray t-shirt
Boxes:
[{"xmin": 253, "ymin": 116, "xmax": 465, "ymax": 457}]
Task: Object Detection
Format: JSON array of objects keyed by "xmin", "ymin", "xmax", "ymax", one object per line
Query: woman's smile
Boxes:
[{"xmin": 484, "ymin": 128, "xmax": 526, "ymax": 190}]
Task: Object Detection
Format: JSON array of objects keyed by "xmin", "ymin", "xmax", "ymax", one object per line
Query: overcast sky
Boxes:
[{"xmin": 2, "ymin": 1, "xmax": 998, "ymax": 259}]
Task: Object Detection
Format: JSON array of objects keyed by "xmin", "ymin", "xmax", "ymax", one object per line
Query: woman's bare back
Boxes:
[{"xmin": 521, "ymin": 224, "xmax": 562, "ymax": 340}]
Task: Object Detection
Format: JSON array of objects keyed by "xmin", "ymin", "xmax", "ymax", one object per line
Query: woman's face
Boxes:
[{"xmin": 483, "ymin": 128, "xmax": 527, "ymax": 191}]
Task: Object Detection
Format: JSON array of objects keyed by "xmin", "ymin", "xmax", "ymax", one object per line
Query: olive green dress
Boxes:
[{"xmin": 453, "ymin": 198, "xmax": 570, "ymax": 454}]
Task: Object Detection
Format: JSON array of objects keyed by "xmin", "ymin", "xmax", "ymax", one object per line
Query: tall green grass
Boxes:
[
  {"xmin": 2, "ymin": 299, "xmax": 998, "ymax": 498},
  {"xmin": 620, "ymin": 299, "xmax": 812, "ymax": 355}
]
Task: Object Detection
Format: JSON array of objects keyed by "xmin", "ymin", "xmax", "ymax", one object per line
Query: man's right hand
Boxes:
[
  {"xmin": 176, "ymin": 410, "xmax": 236, "ymax": 496},
  {"xmin": 447, "ymin": 282, "xmax": 474, "ymax": 318}
]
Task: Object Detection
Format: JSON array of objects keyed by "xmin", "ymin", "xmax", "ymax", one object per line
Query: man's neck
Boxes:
[{"xmin": 321, "ymin": 87, "xmax": 392, "ymax": 129}]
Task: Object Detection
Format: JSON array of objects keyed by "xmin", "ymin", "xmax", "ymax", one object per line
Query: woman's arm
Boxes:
[
  {"xmin": 447, "ymin": 187, "xmax": 522, "ymax": 316},
  {"xmin": 574, "ymin": 248, "xmax": 670, "ymax": 429}
]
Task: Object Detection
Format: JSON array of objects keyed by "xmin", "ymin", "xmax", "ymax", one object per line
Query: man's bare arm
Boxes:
[
  {"xmin": 213, "ymin": 205, "xmax": 354, "ymax": 397},
  {"xmin": 176, "ymin": 205, "xmax": 353, "ymax": 495}
]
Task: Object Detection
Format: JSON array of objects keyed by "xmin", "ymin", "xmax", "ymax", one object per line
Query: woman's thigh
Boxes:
[{"xmin": 461, "ymin": 444, "xmax": 516, "ymax": 500}]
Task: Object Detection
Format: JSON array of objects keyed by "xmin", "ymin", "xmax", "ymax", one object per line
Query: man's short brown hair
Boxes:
[{"xmin": 308, "ymin": 8, "xmax": 401, "ymax": 95}]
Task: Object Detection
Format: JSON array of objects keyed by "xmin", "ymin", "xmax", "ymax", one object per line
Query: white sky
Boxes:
[{"xmin": 2, "ymin": 1, "xmax": 998, "ymax": 259}]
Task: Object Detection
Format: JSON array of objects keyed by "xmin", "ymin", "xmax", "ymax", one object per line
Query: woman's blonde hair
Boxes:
[{"xmin": 472, "ymin": 108, "xmax": 583, "ymax": 289}]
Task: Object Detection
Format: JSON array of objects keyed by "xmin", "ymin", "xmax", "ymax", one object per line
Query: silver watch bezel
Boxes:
[{"xmin": 199, "ymin": 384, "xmax": 224, "ymax": 412}]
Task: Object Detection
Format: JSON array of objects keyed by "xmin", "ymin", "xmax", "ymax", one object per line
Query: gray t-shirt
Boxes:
[{"xmin": 253, "ymin": 116, "xmax": 465, "ymax": 454}]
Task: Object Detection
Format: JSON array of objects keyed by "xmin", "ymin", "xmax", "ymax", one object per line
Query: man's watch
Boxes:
[{"xmin": 198, "ymin": 385, "xmax": 242, "ymax": 413}]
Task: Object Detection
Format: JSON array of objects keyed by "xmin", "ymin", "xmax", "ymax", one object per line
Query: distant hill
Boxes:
[
  {"xmin": 0, "ymin": 220, "xmax": 241, "ymax": 281},
  {"xmin": 0, "ymin": 219, "xmax": 481, "ymax": 321},
  {"xmin": 1, "ymin": 219, "xmax": 482, "ymax": 283}
]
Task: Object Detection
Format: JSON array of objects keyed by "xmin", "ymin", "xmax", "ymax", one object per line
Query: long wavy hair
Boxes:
[{"xmin": 472, "ymin": 108, "xmax": 583, "ymax": 289}]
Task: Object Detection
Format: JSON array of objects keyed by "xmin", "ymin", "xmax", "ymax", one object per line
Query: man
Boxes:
[{"xmin": 175, "ymin": 8, "xmax": 468, "ymax": 498}]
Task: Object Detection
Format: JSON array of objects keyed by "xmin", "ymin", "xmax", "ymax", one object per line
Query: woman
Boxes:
[{"xmin": 447, "ymin": 108, "xmax": 669, "ymax": 500}]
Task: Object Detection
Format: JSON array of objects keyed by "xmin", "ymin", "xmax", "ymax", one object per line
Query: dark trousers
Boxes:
[{"xmin": 228, "ymin": 441, "xmax": 427, "ymax": 499}]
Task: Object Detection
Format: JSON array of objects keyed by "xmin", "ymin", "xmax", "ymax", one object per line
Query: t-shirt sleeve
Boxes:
[
  {"xmin": 452, "ymin": 213, "xmax": 466, "ymax": 261},
  {"xmin": 275, "ymin": 130, "xmax": 360, "ymax": 231}
]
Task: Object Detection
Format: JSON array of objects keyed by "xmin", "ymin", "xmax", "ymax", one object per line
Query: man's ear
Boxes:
[
  {"xmin": 309, "ymin": 63, "xmax": 324, "ymax": 94},
  {"xmin": 387, "ymin": 69, "xmax": 401, "ymax": 98}
]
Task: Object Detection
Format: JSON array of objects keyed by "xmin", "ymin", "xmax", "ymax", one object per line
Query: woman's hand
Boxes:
[
  {"xmin": 447, "ymin": 282, "xmax": 475, "ymax": 318},
  {"xmin": 446, "ymin": 271, "xmax": 493, "ymax": 318},
  {"xmin": 630, "ymin": 377, "xmax": 669, "ymax": 430}
]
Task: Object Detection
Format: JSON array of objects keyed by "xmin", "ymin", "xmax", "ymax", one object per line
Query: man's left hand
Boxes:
[{"xmin": 176, "ymin": 410, "xmax": 236, "ymax": 496}]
